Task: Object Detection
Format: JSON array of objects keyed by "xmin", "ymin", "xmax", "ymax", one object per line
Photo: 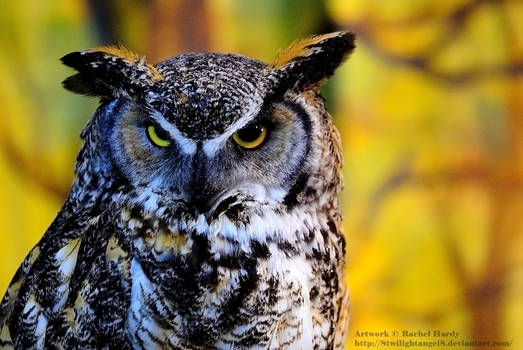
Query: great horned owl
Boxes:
[{"xmin": 0, "ymin": 31, "xmax": 355, "ymax": 349}]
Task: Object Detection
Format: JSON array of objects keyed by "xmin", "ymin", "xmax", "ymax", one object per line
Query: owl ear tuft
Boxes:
[
  {"xmin": 61, "ymin": 46, "xmax": 163, "ymax": 98},
  {"xmin": 270, "ymin": 31, "xmax": 355, "ymax": 92}
]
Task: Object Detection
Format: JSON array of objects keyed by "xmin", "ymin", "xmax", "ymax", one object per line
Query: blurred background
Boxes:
[{"xmin": 0, "ymin": 0, "xmax": 522, "ymax": 348}]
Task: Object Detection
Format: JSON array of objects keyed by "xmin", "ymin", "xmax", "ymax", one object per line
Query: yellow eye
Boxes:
[
  {"xmin": 146, "ymin": 125, "xmax": 171, "ymax": 147},
  {"xmin": 232, "ymin": 123, "xmax": 268, "ymax": 149}
]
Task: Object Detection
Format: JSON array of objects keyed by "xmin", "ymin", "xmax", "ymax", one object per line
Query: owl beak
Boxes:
[
  {"xmin": 187, "ymin": 150, "xmax": 216, "ymax": 214},
  {"xmin": 188, "ymin": 189, "xmax": 210, "ymax": 213}
]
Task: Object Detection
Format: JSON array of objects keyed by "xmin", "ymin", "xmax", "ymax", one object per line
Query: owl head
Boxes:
[{"xmin": 62, "ymin": 32, "xmax": 355, "ymax": 218}]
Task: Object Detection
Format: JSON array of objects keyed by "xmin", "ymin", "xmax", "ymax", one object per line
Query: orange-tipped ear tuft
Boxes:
[
  {"xmin": 91, "ymin": 46, "xmax": 163, "ymax": 82},
  {"xmin": 270, "ymin": 31, "xmax": 355, "ymax": 91},
  {"xmin": 61, "ymin": 46, "xmax": 162, "ymax": 98},
  {"xmin": 92, "ymin": 45, "xmax": 143, "ymax": 63}
]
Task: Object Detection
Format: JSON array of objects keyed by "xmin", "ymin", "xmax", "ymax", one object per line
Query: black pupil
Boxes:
[{"xmin": 237, "ymin": 124, "xmax": 263, "ymax": 142}]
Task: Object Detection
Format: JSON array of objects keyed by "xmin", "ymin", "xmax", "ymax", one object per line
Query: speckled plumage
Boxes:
[{"xmin": 0, "ymin": 31, "xmax": 355, "ymax": 349}]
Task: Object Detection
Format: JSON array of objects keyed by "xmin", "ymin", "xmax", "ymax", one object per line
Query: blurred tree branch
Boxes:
[
  {"xmin": 354, "ymin": 0, "xmax": 504, "ymax": 29},
  {"xmin": 146, "ymin": 0, "xmax": 210, "ymax": 61},
  {"xmin": 344, "ymin": 0, "xmax": 523, "ymax": 84},
  {"xmin": 356, "ymin": 32, "xmax": 523, "ymax": 84},
  {"xmin": 360, "ymin": 161, "xmax": 523, "ymax": 235},
  {"xmin": 86, "ymin": 0, "xmax": 210, "ymax": 61},
  {"xmin": 358, "ymin": 159, "xmax": 521, "ymax": 346},
  {"xmin": 88, "ymin": 0, "xmax": 119, "ymax": 44},
  {"xmin": 0, "ymin": 132, "xmax": 69, "ymax": 200}
]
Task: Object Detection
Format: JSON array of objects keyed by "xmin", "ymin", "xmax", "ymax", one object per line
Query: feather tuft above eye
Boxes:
[
  {"xmin": 270, "ymin": 31, "xmax": 356, "ymax": 92},
  {"xmin": 60, "ymin": 46, "xmax": 162, "ymax": 98},
  {"xmin": 91, "ymin": 45, "xmax": 144, "ymax": 63}
]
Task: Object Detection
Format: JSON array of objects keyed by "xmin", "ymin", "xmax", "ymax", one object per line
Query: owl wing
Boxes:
[
  {"xmin": 0, "ymin": 244, "xmax": 42, "ymax": 349},
  {"xmin": 0, "ymin": 204, "xmax": 80, "ymax": 348},
  {"xmin": 0, "ymin": 204, "xmax": 132, "ymax": 349}
]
